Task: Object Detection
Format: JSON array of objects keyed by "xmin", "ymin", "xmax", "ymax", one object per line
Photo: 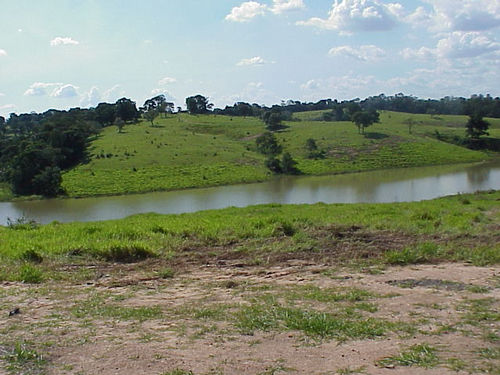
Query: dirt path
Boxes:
[{"xmin": 1, "ymin": 262, "xmax": 498, "ymax": 375}]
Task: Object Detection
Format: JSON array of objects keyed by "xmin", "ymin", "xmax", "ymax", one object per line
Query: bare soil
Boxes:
[{"xmin": 1, "ymin": 261, "xmax": 498, "ymax": 375}]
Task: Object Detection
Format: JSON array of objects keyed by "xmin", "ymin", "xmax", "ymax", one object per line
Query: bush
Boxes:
[
  {"xmin": 99, "ymin": 244, "xmax": 156, "ymax": 263},
  {"xmin": 18, "ymin": 264, "xmax": 44, "ymax": 284}
]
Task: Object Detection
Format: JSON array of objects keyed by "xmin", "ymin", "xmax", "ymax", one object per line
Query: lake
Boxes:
[{"xmin": 1, "ymin": 159, "xmax": 499, "ymax": 225}]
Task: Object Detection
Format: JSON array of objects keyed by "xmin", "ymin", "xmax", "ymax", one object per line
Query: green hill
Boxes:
[{"xmin": 60, "ymin": 111, "xmax": 498, "ymax": 198}]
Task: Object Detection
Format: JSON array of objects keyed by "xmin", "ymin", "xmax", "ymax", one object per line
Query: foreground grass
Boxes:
[
  {"xmin": 59, "ymin": 111, "xmax": 492, "ymax": 198},
  {"xmin": 0, "ymin": 190, "xmax": 498, "ymax": 282}
]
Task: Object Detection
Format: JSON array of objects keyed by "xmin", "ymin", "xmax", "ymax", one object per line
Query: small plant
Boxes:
[
  {"xmin": 98, "ymin": 244, "xmax": 156, "ymax": 263},
  {"xmin": 20, "ymin": 249, "xmax": 43, "ymax": 264},
  {"xmin": 6, "ymin": 216, "xmax": 39, "ymax": 230},
  {"xmin": 158, "ymin": 267, "xmax": 175, "ymax": 279},
  {"xmin": 2, "ymin": 341, "xmax": 45, "ymax": 373},
  {"xmin": 377, "ymin": 344, "xmax": 439, "ymax": 368},
  {"xmin": 160, "ymin": 369, "xmax": 194, "ymax": 375},
  {"xmin": 18, "ymin": 264, "xmax": 44, "ymax": 284}
]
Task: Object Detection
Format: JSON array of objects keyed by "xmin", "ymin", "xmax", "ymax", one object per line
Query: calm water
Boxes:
[{"xmin": 1, "ymin": 160, "xmax": 499, "ymax": 225}]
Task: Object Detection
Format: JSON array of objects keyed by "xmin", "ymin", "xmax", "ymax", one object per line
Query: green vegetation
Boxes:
[
  {"xmin": 0, "ymin": 190, "xmax": 497, "ymax": 281},
  {"xmin": 377, "ymin": 343, "xmax": 439, "ymax": 368},
  {"xmin": 57, "ymin": 111, "xmax": 495, "ymax": 198}
]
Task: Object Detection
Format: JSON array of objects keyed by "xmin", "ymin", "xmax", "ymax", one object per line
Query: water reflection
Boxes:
[{"xmin": 1, "ymin": 160, "xmax": 499, "ymax": 225}]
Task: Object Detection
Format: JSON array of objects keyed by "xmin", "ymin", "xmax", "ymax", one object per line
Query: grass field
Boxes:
[
  {"xmin": 0, "ymin": 191, "xmax": 498, "ymax": 374},
  {"xmin": 59, "ymin": 111, "xmax": 496, "ymax": 198}
]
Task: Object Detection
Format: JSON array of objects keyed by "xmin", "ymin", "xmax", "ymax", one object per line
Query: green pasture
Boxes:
[{"xmin": 61, "ymin": 111, "xmax": 493, "ymax": 197}]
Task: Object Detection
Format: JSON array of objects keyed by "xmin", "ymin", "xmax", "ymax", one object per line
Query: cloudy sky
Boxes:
[{"xmin": 0, "ymin": 0, "xmax": 499, "ymax": 117}]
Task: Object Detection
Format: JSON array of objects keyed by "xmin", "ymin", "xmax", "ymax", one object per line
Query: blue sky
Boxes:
[{"xmin": 1, "ymin": 0, "xmax": 499, "ymax": 117}]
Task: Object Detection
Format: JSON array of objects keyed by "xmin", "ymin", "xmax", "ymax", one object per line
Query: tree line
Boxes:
[{"xmin": 0, "ymin": 92, "xmax": 496, "ymax": 198}]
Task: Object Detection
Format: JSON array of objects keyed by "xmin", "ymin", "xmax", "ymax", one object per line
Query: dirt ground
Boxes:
[{"xmin": 0, "ymin": 261, "xmax": 499, "ymax": 375}]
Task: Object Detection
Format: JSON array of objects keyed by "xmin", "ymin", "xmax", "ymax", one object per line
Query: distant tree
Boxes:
[
  {"xmin": 404, "ymin": 117, "xmax": 416, "ymax": 135},
  {"xmin": 143, "ymin": 109, "xmax": 159, "ymax": 126},
  {"xmin": 186, "ymin": 95, "xmax": 212, "ymax": 114},
  {"xmin": 115, "ymin": 118, "xmax": 125, "ymax": 133},
  {"xmin": 95, "ymin": 103, "xmax": 116, "ymax": 126},
  {"xmin": 256, "ymin": 132, "xmax": 282, "ymax": 156},
  {"xmin": 466, "ymin": 113, "xmax": 489, "ymax": 139},
  {"xmin": 262, "ymin": 111, "xmax": 283, "ymax": 131},
  {"xmin": 351, "ymin": 110, "xmax": 380, "ymax": 135},
  {"xmin": 142, "ymin": 95, "xmax": 173, "ymax": 119},
  {"xmin": 31, "ymin": 166, "xmax": 63, "ymax": 197},
  {"xmin": 115, "ymin": 98, "xmax": 139, "ymax": 123},
  {"xmin": 281, "ymin": 152, "xmax": 299, "ymax": 174},
  {"xmin": 305, "ymin": 138, "xmax": 317, "ymax": 152},
  {"xmin": 265, "ymin": 157, "xmax": 282, "ymax": 173},
  {"xmin": 0, "ymin": 116, "xmax": 5, "ymax": 135}
]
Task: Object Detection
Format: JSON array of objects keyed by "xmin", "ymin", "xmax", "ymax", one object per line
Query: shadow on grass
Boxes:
[{"xmin": 364, "ymin": 132, "xmax": 389, "ymax": 140}]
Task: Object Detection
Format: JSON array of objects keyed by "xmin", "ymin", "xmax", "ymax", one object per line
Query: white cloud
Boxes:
[
  {"xmin": 402, "ymin": 32, "xmax": 500, "ymax": 62},
  {"xmin": 0, "ymin": 49, "xmax": 7, "ymax": 57},
  {"xmin": 436, "ymin": 31, "xmax": 500, "ymax": 59},
  {"xmin": 329, "ymin": 44, "xmax": 386, "ymax": 61},
  {"xmin": 411, "ymin": 1, "xmax": 500, "ymax": 32},
  {"xmin": 225, "ymin": 1, "xmax": 267, "ymax": 22},
  {"xmin": 270, "ymin": 0, "xmax": 305, "ymax": 14},
  {"xmin": 50, "ymin": 37, "xmax": 80, "ymax": 46},
  {"xmin": 150, "ymin": 89, "xmax": 176, "ymax": 101},
  {"xmin": 24, "ymin": 82, "xmax": 62, "ymax": 96},
  {"xmin": 51, "ymin": 84, "xmax": 79, "ymax": 98},
  {"xmin": 400, "ymin": 46, "xmax": 436, "ymax": 60},
  {"xmin": 102, "ymin": 85, "xmax": 126, "ymax": 102},
  {"xmin": 0, "ymin": 104, "xmax": 16, "ymax": 114},
  {"xmin": 80, "ymin": 87, "xmax": 101, "ymax": 107},
  {"xmin": 297, "ymin": 0, "xmax": 403, "ymax": 32},
  {"xmin": 158, "ymin": 77, "xmax": 177, "ymax": 85},
  {"xmin": 237, "ymin": 56, "xmax": 273, "ymax": 66}
]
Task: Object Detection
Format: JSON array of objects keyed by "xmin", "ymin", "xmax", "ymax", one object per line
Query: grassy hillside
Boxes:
[{"xmin": 60, "ymin": 111, "xmax": 494, "ymax": 197}]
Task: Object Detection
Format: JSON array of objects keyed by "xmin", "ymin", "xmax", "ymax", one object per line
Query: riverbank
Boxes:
[{"xmin": 0, "ymin": 191, "xmax": 498, "ymax": 374}]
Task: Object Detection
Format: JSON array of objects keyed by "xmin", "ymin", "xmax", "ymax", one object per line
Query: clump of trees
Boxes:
[
  {"xmin": 255, "ymin": 132, "xmax": 299, "ymax": 174},
  {"xmin": 305, "ymin": 138, "xmax": 325, "ymax": 159},
  {"xmin": 186, "ymin": 95, "xmax": 213, "ymax": 114}
]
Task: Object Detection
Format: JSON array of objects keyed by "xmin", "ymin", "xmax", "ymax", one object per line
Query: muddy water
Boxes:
[{"xmin": 1, "ymin": 159, "xmax": 499, "ymax": 225}]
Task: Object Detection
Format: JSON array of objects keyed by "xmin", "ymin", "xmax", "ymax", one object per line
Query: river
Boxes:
[{"xmin": 1, "ymin": 160, "xmax": 499, "ymax": 225}]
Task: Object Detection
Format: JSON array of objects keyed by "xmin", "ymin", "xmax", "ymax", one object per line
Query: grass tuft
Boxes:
[
  {"xmin": 377, "ymin": 343, "xmax": 439, "ymax": 368},
  {"xmin": 98, "ymin": 243, "xmax": 156, "ymax": 263}
]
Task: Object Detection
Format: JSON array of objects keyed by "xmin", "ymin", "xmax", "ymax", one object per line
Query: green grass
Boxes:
[
  {"xmin": 235, "ymin": 302, "xmax": 391, "ymax": 340},
  {"xmin": 377, "ymin": 343, "xmax": 439, "ymax": 368},
  {"xmin": 54, "ymin": 111, "xmax": 492, "ymax": 198},
  {"xmin": 0, "ymin": 190, "xmax": 498, "ymax": 280}
]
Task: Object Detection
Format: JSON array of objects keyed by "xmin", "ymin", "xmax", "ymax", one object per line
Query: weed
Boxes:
[
  {"xmin": 336, "ymin": 366, "xmax": 366, "ymax": 374},
  {"xmin": 478, "ymin": 347, "xmax": 500, "ymax": 360},
  {"xmin": 17, "ymin": 264, "xmax": 44, "ymax": 283},
  {"xmin": 1, "ymin": 341, "xmax": 45, "ymax": 374},
  {"xmin": 160, "ymin": 369, "xmax": 194, "ymax": 375},
  {"xmin": 445, "ymin": 357, "xmax": 466, "ymax": 372},
  {"xmin": 158, "ymin": 267, "xmax": 175, "ymax": 279},
  {"xmin": 98, "ymin": 243, "xmax": 156, "ymax": 263},
  {"xmin": 20, "ymin": 249, "xmax": 44, "ymax": 264},
  {"xmin": 377, "ymin": 343, "xmax": 439, "ymax": 368},
  {"xmin": 236, "ymin": 303, "xmax": 390, "ymax": 341},
  {"xmin": 384, "ymin": 242, "xmax": 441, "ymax": 265}
]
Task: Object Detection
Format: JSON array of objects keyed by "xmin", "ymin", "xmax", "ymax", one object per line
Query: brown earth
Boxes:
[{"xmin": 0, "ymin": 261, "xmax": 498, "ymax": 375}]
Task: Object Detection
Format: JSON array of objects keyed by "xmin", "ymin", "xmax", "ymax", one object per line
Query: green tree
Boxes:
[
  {"xmin": 256, "ymin": 132, "xmax": 282, "ymax": 156},
  {"xmin": 115, "ymin": 97, "xmax": 139, "ymax": 123},
  {"xmin": 265, "ymin": 157, "xmax": 282, "ymax": 173},
  {"xmin": 143, "ymin": 109, "xmax": 159, "ymax": 126},
  {"xmin": 465, "ymin": 113, "xmax": 489, "ymax": 139},
  {"xmin": 262, "ymin": 111, "xmax": 282, "ymax": 131},
  {"xmin": 351, "ymin": 110, "xmax": 380, "ymax": 135},
  {"xmin": 186, "ymin": 95, "xmax": 212, "ymax": 114},
  {"xmin": 95, "ymin": 103, "xmax": 116, "ymax": 126},
  {"xmin": 281, "ymin": 152, "xmax": 299, "ymax": 174}
]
